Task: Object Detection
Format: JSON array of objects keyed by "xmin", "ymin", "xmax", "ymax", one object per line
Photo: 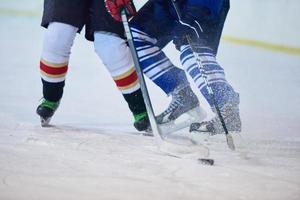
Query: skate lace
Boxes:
[{"xmin": 160, "ymin": 94, "xmax": 183, "ymax": 116}]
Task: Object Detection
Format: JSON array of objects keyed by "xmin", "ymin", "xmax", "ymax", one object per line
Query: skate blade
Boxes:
[
  {"xmin": 40, "ymin": 117, "xmax": 51, "ymax": 127},
  {"xmin": 159, "ymin": 106, "xmax": 207, "ymax": 136},
  {"xmin": 190, "ymin": 129, "xmax": 242, "ymax": 151},
  {"xmin": 142, "ymin": 127, "xmax": 154, "ymax": 137}
]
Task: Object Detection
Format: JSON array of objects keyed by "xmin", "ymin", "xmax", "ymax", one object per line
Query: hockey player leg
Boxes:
[
  {"xmin": 94, "ymin": 32, "xmax": 150, "ymax": 132},
  {"xmin": 180, "ymin": 45, "xmax": 241, "ymax": 135},
  {"xmin": 170, "ymin": 0, "xmax": 241, "ymax": 148},
  {"xmin": 130, "ymin": 27, "xmax": 206, "ymax": 129},
  {"xmin": 37, "ymin": 22, "xmax": 78, "ymax": 126}
]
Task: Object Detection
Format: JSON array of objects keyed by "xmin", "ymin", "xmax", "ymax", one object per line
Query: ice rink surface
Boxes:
[{"xmin": 0, "ymin": 1, "xmax": 300, "ymax": 200}]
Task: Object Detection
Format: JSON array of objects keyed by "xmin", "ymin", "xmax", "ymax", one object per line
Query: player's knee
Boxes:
[
  {"xmin": 42, "ymin": 22, "xmax": 77, "ymax": 63},
  {"xmin": 94, "ymin": 32, "xmax": 133, "ymax": 75},
  {"xmin": 40, "ymin": 23, "xmax": 76, "ymax": 83},
  {"xmin": 94, "ymin": 32, "xmax": 141, "ymax": 94}
]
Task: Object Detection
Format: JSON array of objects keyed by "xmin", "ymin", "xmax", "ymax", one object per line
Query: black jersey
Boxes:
[
  {"xmin": 85, "ymin": 0, "xmax": 126, "ymax": 41},
  {"xmin": 41, "ymin": 0, "xmax": 91, "ymax": 32}
]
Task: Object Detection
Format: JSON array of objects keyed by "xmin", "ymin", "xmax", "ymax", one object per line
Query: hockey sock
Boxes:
[
  {"xmin": 180, "ymin": 45, "xmax": 239, "ymax": 108},
  {"xmin": 130, "ymin": 27, "xmax": 190, "ymax": 95}
]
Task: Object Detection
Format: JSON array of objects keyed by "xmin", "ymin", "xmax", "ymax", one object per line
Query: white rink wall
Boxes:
[
  {"xmin": 224, "ymin": 0, "xmax": 300, "ymax": 48},
  {"xmin": 0, "ymin": 0, "xmax": 42, "ymax": 13}
]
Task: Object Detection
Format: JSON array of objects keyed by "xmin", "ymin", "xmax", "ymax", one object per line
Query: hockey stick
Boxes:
[
  {"xmin": 120, "ymin": 10, "xmax": 163, "ymax": 142},
  {"xmin": 170, "ymin": 0, "xmax": 235, "ymax": 150},
  {"xmin": 121, "ymin": 10, "xmax": 210, "ymax": 160}
]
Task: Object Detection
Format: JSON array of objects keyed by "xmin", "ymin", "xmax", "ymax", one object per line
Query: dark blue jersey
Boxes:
[
  {"xmin": 185, "ymin": 0, "xmax": 224, "ymax": 16},
  {"xmin": 152, "ymin": 0, "xmax": 224, "ymax": 17}
]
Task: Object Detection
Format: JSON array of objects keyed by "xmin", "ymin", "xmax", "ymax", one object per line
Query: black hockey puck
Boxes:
[{"xmin": 198, "ymin": 158, "xmax": 214, "ymax": 165}]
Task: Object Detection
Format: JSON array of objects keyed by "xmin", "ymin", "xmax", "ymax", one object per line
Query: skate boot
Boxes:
[
  {"xmin": 36, "ymin": 98, "xmax": 60, "ymax": 127},
  {"xmin": 156, "ymin": 85, "xmax": 205, "ymax": 124},
  {"xmin": 133, "ymin": 112, "xmax": 151, "ymax": 133},
  {"xmin": 190, "ymin": 101, "xmax": 241, "ymax": 135},
  {"xmin": 156, "ymin": 86, "xmax": 207, "ymax": 135}
]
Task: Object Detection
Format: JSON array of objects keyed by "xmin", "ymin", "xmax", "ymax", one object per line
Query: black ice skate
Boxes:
[
  {"xmin": 36, "ymin": 98, "xmax": 60, "ymax": 127},
  {"xmin": 133, "ymin": 112, "xmax": 151, "ymax": 133},
  {"xmin": 190, "ymin": 101, "xmax": 241, "ymax": 135},
  {"xmin": 157, "ymin": 85, "xmax": 207, "ymax": 135}
]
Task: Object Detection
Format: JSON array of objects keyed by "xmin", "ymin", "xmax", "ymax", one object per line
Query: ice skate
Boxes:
[
  {"xmin": 36, "ymin": 98, "xmax": 60, "ymax": 127},
  {"xmin": 190, "ymin": 101, "xmax": 241, "ymax": 135},
  {"xmin": 156, "ymin": 86, "xmax": 207, "ymax": 135},
  {"xmin": 133, "ymin": 112, "xmax": 151, "ymax": 134}
]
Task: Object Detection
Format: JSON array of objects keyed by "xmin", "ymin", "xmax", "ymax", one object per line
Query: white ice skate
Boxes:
[{"xmin": 156, "ymin": 85, "xmax": 207, "ymax": 135}]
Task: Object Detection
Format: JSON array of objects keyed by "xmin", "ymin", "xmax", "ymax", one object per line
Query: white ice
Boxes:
[{"xmin": 0, "ymin": 1, "xmax": 299, "ymax": 200}]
